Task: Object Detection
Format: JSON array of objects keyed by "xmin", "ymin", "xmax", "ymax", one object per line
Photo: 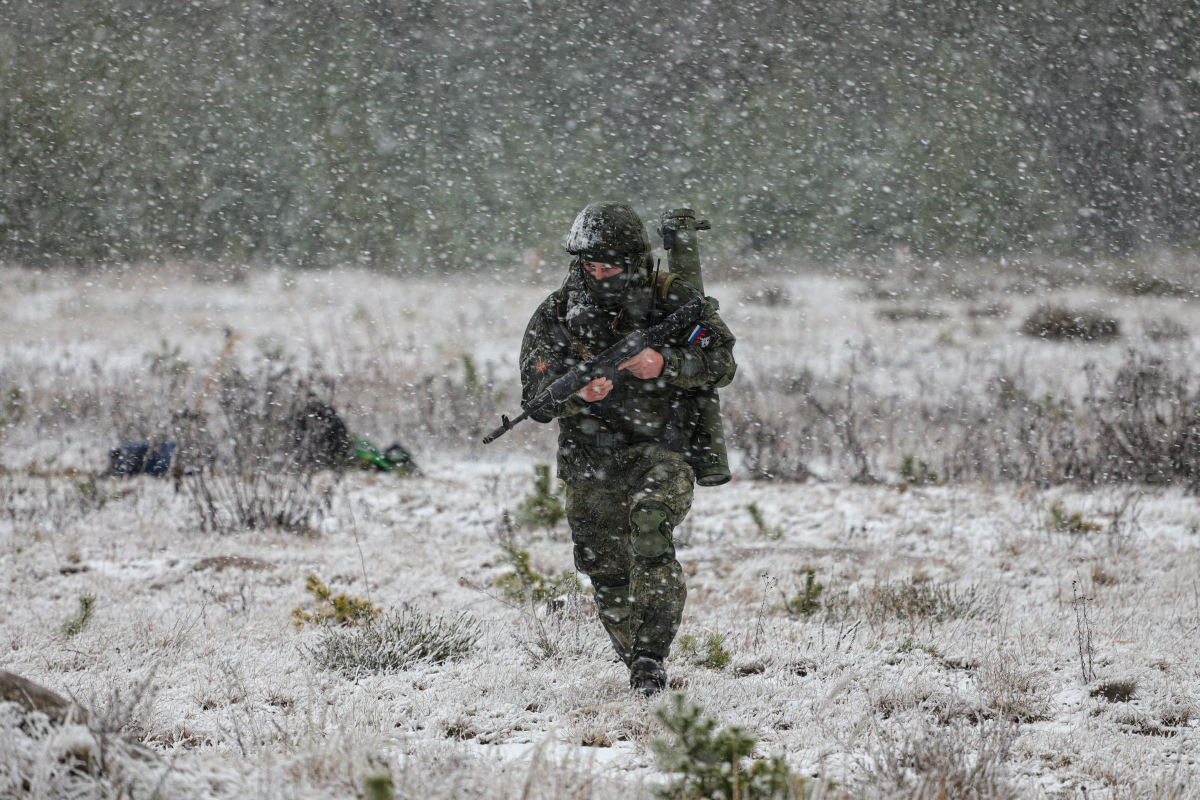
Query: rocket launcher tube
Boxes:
[
  {"xmin": 658, "ymin": 207, "xmax": 731, "ymax": 487},
  {"xmin": 483, "ymin": 297, "xmax": 705, "ymax": 444},
  {"xmin": 659, "ymin": 208, "xmax": 711, "ymax": 296}
]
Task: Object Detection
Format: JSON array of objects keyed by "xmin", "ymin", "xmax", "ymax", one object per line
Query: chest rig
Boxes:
[{"xmin": 554, "ymin": 273, "xmax": 682, "ymax": 450}]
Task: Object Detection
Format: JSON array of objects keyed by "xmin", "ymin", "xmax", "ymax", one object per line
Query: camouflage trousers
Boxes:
[{"xmin": 565, "ymin": 443, "xmax": 693, "ymax": 663}]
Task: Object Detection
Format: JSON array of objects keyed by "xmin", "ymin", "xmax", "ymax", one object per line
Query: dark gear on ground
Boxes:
[
  {"xmin": 293, "ymin": 398, "xmax": 350, "ymax": 469},
  {"xmin": 293, "ymin": 397, "xmax": 418, "ymax": 474},
  {"xmin": 520, "ymin": 203, "xmax": 737, "ymax": 686},
  {"xmin": 658, "ymin": 208, "xmax": 732, "ymax": 486},
  {"xmin": 109, "ymin": 440, "xmax": 177, "ymax": 477}
]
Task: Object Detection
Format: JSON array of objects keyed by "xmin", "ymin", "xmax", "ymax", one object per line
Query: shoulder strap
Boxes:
[
  {"xmin": 559, "ymin": 321, "xmax": 594, "ymax": 359},
  {"xmin": 552, "ymin": 288, "xmax": 595, "ymax": 360},
  {"xmin": 656, "ymin": 272, "xmax": 679, "ymax": 302}
]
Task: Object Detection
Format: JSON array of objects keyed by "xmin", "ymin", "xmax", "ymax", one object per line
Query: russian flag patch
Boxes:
[{"xmin": 687, "ymin": 324, "xmax": 712, "ymax": 347}]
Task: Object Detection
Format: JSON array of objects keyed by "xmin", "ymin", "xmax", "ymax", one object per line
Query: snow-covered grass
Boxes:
[{"xmin": 2, "ymin": 260, "xmax": 1200, "ymax": 798}]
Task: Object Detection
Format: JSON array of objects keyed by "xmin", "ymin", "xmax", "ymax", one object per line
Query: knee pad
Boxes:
[{"xmin": 630, "ymin": 501, "xmax": 673, "ymax": 559}]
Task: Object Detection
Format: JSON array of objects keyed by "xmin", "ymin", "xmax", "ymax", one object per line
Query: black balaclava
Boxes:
[{"xmin": 579, "ymin": 253, "xmax": 636, "ymax": 307}]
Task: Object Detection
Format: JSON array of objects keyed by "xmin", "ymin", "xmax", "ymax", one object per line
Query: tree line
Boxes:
[{"xmin": 1, "ymin": 0, "xmax": 1196, "ymax": 269}]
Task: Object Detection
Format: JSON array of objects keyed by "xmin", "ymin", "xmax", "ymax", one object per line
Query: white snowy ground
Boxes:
[{"xmin": 2, "ymin": 259, "xmax": 1200, "ymax": 798}]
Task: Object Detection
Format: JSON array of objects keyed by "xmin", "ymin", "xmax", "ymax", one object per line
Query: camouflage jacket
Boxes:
[{"xmin": 519, "ymin": 268, "xmax": 736, "ymax": 484}]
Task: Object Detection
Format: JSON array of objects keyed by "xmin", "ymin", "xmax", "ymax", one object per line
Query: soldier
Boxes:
[{"xmin": 518, "ymin": 202, "xmax": 737, "ymax": 695}]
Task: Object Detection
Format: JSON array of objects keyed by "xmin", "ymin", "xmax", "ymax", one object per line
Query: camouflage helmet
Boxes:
[{"xmin": 564, "ymin": 202, "xmax": 652, "ymax": 264}]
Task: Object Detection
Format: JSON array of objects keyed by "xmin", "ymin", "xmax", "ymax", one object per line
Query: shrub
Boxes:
[
  {"xmin": 363, "ymin": 772, "xmax": 395, "ymax": 800},
  {"xmin": 1046, "ymin": 502, "xmax": 1101, "ymax": 534},
  {"xmin": 291, "ymin": 572, "xmax": 380, "ymax": 629},
  {"xmin": 1021, "ymin": 304, "xmax": 1119, "ymax": 341},
  {"xmin": 743, "ymin": 287, "xmax": 791, "ymax": 307},
  {"xmin": 723, "ymin": 348, "xmax": 1200, "ymax": 490},
  {"xmin": 145, "ymin": 339, "xmax": 191, "ymax": 377},
  {"xmin": 651, "ymin": 693, "xmax": 801, "ymax": 800},
  {"xmin": 516, "ymin": 464, "xmax": 565, "ymax": 529},
  {"xmin": 724, "ymin": 378, "xmax": 815, "ymax": 482},
  {"xmin": 1091, "ymin": 679, "xmax": 1137, "ymax": 703},
  {"xmin": 513, "ymin": 590, "xmax": 607, "ymax": 665},
  {"xmin": 2, "ymin": 385, "xmax": 25, "ymax": 426},
  {"xmin": 875, "ymin": 306, "xmax": 947, "ymax": 322},
  {"xmin": 309, "ymin": 608, "xmax": 479, "ymax": 677},
  {"xmin": 190, "ymin": 470, "xmax": 331, "ymax": 534},
  {"xmin": 61, "ymin": 594, "xmax": 95, "ymax": 638},
  {"xmin": 868, "ymin": 721, "xmax": 1017, "ymax": 800},
  {"xmin": 1145, "ymin": 317, "xmax": 1189, "ymax": 341},
  {"xmin": 1113, "ymin": 273, "xmax": 1196, "ymax": 298}
]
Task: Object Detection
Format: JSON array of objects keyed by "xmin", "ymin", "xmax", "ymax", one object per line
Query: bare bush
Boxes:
[
  {"xmin": 1113, "ymin": 272, "xmax": 1198, "ymax": 298},
  {"xmin": 183, "ymin": 366, "xmax": 342, "ymax": 533},
  {"xmin": 0, "ymin": 472, "xmax": 116, "ymax": 536},
  {"xmin": 513, "ymin": 591, "xmax": 608, "ymax": 666},
  {"xmin": 725, "ymin": 380, "xmax": 815, "ymax": 481},
  {"xmin": 402, "ymin": 361, "xmax": 508, "ymax": 448},
  {"xmin": 0, "ymin": 669, "xmax": 225, "ymax": 800},
  {"xmin": 743, "ymin": 286, "xmax": 791, "ymax": 306},
  {"xmin": 1145, "ymin": 317, "xmax": 1189, "ymax": 341},
  {"xmin": 1021, "ymin": 304, "xmax": 1119, "ymax": 341},
  {"xmin": 975, "ymin": 651, "xmax": 1053, "ymax": 724},
  {"xmin": 725, "ymin": 349, "xmax": 1200, "ymax": 490},
  {"xmin": 825, "ymin": 579, "xmax": 993, "ymax": 630},
  {"xmin": 1088, "ymin": 354, "xmax": 1200, "ymax": 485},
  {"xmin": 864, "ymin": 720, "xmax": 1018, "ymax": 800}
]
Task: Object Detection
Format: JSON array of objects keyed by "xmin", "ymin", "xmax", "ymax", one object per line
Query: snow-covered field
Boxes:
[{"xmin": 3, "ymin": 260, "xmax": 1200, "ymax": 798}]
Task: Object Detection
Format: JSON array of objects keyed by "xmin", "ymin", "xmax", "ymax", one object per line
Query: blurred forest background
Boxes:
[{"xmin": 1, "ymin": 0, "xmax": 1197, "ymax": 270}]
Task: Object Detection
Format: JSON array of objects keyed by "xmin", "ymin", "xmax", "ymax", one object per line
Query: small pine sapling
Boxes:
[
  {"xmin": 2, "ymin": 385, "xmax": 25, "ymax": 426},
  {"xmin": 785, "ymin": 569, "xmax": 824, "ymax": 616},
  {"xmin": 899, "ymin": 454, "xmax": 938, "ymax": 486},
  {"xmin": 62, "ymin": 594, "xmax": 95, "ymax": 637},
  {"xmin": 652, "ymin": 693, "xmax": 800, "ymax": 800},
  {"xmin": 292, "ymin": 572, "xmax": 380, "ymax": 629},
  {"xmin": 674, "ymin": 632, "xmax": 732, "ymax": 670},
  {"xmin": 516, "ymin": 464, "xmax": 566, "ymax": 529},
  {"xmin": 363, "ymin": 772, "xmax": 394, "ymax": 800},
  {"xmin": 494, "ymin": 542, "xmax": 581, "ymax": 605},
  {"xmin": 462, "ymin": 354, "xmax": 483, "ymax": 396},
  {"xmin": 746, "ymin": 503, "xmax": 781, "ymax": 539}
]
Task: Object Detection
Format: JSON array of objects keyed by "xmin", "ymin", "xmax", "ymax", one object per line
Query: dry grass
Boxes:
[{"xmin": 3, "ymin": 264, "xmax": 1200, "ymax": 798}]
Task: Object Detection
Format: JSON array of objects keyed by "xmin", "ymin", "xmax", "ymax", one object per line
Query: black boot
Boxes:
[{"xmin": 629, "ymin": 653, "xmax": 667, "ymax": 697}]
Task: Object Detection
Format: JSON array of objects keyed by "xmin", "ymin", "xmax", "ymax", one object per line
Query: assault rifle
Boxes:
[{"xmin": 482, "ymin": 296, "xmax": 705, "ymax": 444}]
